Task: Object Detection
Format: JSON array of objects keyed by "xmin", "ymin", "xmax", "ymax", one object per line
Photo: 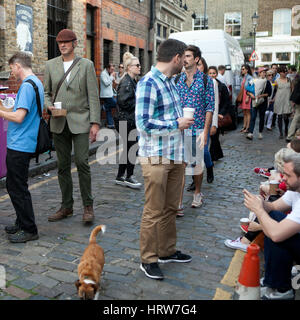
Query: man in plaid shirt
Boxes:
[{"xmin": 136, "ymin": 39, "xmax": 194, "ymax": 280}]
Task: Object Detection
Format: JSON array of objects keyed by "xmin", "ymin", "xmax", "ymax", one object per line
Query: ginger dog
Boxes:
[{"xmin": 75, "ymin": 225, "xmax": 105, "ymax": 300}]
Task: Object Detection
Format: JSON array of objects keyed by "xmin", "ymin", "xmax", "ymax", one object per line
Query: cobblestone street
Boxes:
[{"xmin": 0, "ymin": 124, "xmax": 287, "ymax": 300}]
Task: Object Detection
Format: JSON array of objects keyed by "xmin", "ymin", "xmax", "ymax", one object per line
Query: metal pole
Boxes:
[{"xmin": 204, "ymin": 0, "xmax": 207, "ymax": 29}]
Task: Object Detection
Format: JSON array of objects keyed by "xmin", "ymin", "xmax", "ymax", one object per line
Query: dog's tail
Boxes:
[{"xmin": 89, "ymin": 225, "xmax": 106, "ymax": 244}]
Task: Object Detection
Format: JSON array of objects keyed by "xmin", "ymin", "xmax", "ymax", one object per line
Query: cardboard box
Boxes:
[
  {"xmin": 0, "ymin": 101, "xmax": 13, "ymax": 112},
  {"xmin": 52, "ymin": 109, "xmax": 67, "ymax": 117}
]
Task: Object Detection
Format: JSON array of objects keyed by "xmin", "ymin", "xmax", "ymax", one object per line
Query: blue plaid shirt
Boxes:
[{"xmin": 135, "ymin": 66, "xmax": 184, "ymax": 162}]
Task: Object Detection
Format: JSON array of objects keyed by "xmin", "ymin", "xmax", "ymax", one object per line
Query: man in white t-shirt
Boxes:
[{"xmin": 243, "ymin": 153, "xmax": 300, "ymax": 300}]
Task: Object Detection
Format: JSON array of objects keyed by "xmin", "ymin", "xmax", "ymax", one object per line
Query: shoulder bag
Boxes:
[{"xmin": 25, "ymin": 79, "xmax": 52, "ymax": 156}]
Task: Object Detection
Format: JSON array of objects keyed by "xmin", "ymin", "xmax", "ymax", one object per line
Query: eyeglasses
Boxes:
[
  {"xmin": 241, "ymin": 68, "xmax": 246, "ymax": 70},
  {"xmin": 119, "ymin": 66, "xmax": 124, "ymax": 69},
  {"xmin": 131, "ymin": 64, "xmax": 141, "ymax": 68}
]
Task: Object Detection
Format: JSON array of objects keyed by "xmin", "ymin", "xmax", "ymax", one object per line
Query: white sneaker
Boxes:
[
  {"xmin": 224, "ymin": 237, "xmax": 248, "ymax": 252},
  {"xmin": 261, "ymin": 288, "xmax": 294, "ymax": 300},
  {"xmin": 292, "ymin": 266, "xmax": 299, "ymax": 277},
  {"xmin": 246, "ymin": 133, "xmax": 253, "ymax": 140},
  {"xmin": 191, "ymin": 193, "xmax": 203, "ymax": 208},
  {"xmin": 258, "ymin": 133, "xmax": 263, "ymax": 139}
]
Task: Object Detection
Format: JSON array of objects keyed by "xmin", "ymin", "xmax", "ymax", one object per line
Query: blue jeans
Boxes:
[
  {"xmin": 264, "ymin": 210, "xmax": 300, "ymax": 290},
  {"xmin": 249, "ymin": 103, "xmax": 267, "ymax": 134},
  {"xmin": 102, "ymin": 97, "xmax": 116, "ymax": 127},
  {"xmin": 204, "ymin": 134, "xmax": 213, "ymax": 169}
]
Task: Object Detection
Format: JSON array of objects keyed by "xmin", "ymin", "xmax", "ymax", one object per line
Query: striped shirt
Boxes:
[{"xmin": 135, "ymin": 66, "xmax": 184, "ymax": 162}]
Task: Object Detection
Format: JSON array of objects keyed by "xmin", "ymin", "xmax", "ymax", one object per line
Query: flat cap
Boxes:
[{"xmin": 56, "ymin": 29, "xmax": 77, "ymax": 42}]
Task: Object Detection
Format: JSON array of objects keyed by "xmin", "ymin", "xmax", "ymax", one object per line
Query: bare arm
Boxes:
[
  {"xmin": 243, "ymin": 189, "xmax": 299, "ymax": 242},
  {"xmin": 0, "ymin": 106, "xmax": 27, "ymax": 123}
]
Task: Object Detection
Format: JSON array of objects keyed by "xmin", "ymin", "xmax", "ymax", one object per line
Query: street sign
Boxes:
[{"xmin": 249, "ymin": 50, "xmax": 259, "ymax": 61}]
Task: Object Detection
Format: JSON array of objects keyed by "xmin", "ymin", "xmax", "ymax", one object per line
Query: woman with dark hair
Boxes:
[
  {"xmin": 114, "ymin": 52, "xmax": 142, "ymax": 189},
  {"xmin": 238, "ymin": 64, "xmax": 253, "ymax": 133},
  {"xmin": 273, "ymin": 66, "xmax": 293, "ymax": 139},
  {"xmin": 208, "ymin": 66, "xmax": 231, "ymax": 161}
]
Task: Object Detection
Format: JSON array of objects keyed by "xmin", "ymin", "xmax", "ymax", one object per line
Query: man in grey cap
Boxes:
[{"xmin": 44, "ymin": 29, "xmax": 100, "ymax": 223}]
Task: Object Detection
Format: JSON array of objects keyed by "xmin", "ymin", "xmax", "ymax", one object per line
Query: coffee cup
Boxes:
[
  {"xmin": 183, "ymin": 107, "xmax": 194, "ymax": 119},
  {"xmin": 240, "ymin": 218, "xmax": 250, "ymax": 226},
  {"xmin": 269, "ymin": 180, "xmax": 279, "ymax": 195},
  {"xmin": 54, "ymin": 102, "xmax": 62, "ymax": 109}
]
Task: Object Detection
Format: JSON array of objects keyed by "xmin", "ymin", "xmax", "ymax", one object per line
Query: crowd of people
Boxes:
[
  {"xmin": 1, "ymin": 28, "xmax": 300, "ymax": 300},
  {"xmin": 237, "ymin": 62, "xmax": 300, "ymax": 141}
]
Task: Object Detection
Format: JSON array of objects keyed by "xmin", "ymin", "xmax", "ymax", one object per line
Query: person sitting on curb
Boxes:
[
  {"xmin": 224, "ymin": 147, "xmax": 297, "ymax": 252},
  {"xmin": 243, "ymin": 152, "xmax": 300, "ymax": 300}
]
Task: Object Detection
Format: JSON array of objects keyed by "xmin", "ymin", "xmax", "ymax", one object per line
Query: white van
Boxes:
[{"xmin": 169, "ymin": 29, "xmax": 245, "ymax": 104}]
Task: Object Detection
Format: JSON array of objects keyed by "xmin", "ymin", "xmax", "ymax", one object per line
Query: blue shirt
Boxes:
[
  {"xmin": 7, "ymin": 75, "xmax": 44, "ymax": 153},
  {"xmin": 176, "ymin": 70, "xmax": 215, "ymax": 136},
  {"xmin": 135, "ymin": 66, "xmax": 184, "ymax": 162}
]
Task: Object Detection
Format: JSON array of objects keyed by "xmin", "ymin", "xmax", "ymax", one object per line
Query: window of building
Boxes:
[
  {"xmin": 86, "ymin": 5, "xmax": 95, "ymax": 63},
  {"xmin": 163, "ymin": 26, "xmax": 167, "ymax": 39},
  {"xmin": 103, "ymin": 39, "xmax": 112, "ymax": 68},
  {"xmin": 273, "ymin": 9, "xmax": 292, "ymax": 36},
  {"xmin": 261, "ymin": 53, "xmax": 272, "ymax": 62},
  {"xmin": 148, "ymin": 50, "xmax": 153, "ymax": 71},
  {"xmin": 139, "ymin": 48, "xmax": 144, "ymax": 72},
  {"xmin": 157, "ymin": 24, "xmax": 161, "ymax": 37},
  {"xmin": 276, "ymin": 52, "xmax": 291, "ymax": 61},
  {"xmin": 193, "ymin": 15, "xmax": 208, "ymax": 30},
  {"xmin": 224, "ymin": 12, "xmax": 241, "ymax": 37},
  {"xmin": 120, "ymin": 44, "xmax": 126, "ymax": 64},
  {"xmin": 129, "ymin": 46, "xmax": 135, "ymax": 55},
  {"xmin": 47, "ymin": 0, "xmax": 69, "ymax": 59}
]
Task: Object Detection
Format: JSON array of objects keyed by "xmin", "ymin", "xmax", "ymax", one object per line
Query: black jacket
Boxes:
[
  {"xmin": 116, "ymin": 73, "xmax": 137, "ymax": 126},
  {"xmin": 216, "ymin": 79, "xmax": 230, "ymax": 116}
]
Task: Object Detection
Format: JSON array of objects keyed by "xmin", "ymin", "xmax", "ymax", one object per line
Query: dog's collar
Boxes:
[{"xmin": 83, "ymin": 279, "xmax": 96, "ymax": 285}]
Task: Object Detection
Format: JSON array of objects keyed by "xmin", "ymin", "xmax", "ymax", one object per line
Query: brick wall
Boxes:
[
  {"xmin": 0, "ymin": 0, "xmax": 92, "ymax": 93},
  {"xmin": 257, "ymin": 0, "xmax": 300, "ymax": 36},
  {"xmin": 184, "ymin": 0, "xmax": 258, "ymax": 39},
  {"xmin": 101, "ymin": 0, "xmax": 153, "ymax": 75}
]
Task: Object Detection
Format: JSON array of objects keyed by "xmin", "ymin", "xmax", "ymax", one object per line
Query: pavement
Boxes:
[{"xmin": 0, "ymin": 122, "xmax": 295, "ymax": 300}]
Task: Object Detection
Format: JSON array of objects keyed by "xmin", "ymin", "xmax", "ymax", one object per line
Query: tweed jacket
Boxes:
[{"xmin": 44, "ymin": 55, "xmax": 100, "ymax": 134}]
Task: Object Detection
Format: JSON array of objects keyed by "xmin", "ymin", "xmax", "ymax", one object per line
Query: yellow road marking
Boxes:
[
  {"xmin": 213, "ymin": 288, "xmax": 232, "ymax": 300},
  {"xmin": 213, "ymin": 249, "xmax": 246, "ymax": 300},
  {"xmin": 0, "ymin": 149, "xmax": 121, "ymax": 203}
]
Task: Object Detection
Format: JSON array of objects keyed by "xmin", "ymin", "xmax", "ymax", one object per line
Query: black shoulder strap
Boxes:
[
  {"xmin": 52, "ymin": 57, "xmax": 81, "ymax": 103},
  {"xmin": 25, "ymin": 79, "xmax": 42, "ymax": 118}
]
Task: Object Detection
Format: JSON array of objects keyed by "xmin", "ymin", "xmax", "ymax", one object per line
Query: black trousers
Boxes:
[
  {"xmin": 210, "ymin": 128, "xmax": 224, "ymax": 162},
  {"xmin": 6, "ymin": 148, "xmax": 38, "ymax": 234},
  {"xmin": 116, "ymin": 121, "xmax": 138, "ymax": 178}
]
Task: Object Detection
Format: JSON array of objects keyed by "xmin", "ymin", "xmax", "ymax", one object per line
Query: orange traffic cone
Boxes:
[{"xmin": 234, "ymin": 243, "xmax": 260, "ymax": 300}]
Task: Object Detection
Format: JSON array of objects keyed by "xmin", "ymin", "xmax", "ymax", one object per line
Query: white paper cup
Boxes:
[
  {"xmin": 54, "ymin": 102, "xmax": 62, "ymax": 109},
  {"xmin": 240, "ymin": 218, "xmax": 250, "ymax": 226},
  {"xmin": 183, "ymin": 107, "xmax": 194, "ymax": 119}
]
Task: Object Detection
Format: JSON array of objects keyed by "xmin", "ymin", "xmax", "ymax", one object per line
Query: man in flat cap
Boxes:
[{"xmin": 44, "ymin": 29, "xmax": 100, "ymax": 223}]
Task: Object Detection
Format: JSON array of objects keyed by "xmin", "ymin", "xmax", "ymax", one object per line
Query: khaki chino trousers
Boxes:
[{"xmin": 140, "ymin": 157, "xmax": 184, "ymax": 263}]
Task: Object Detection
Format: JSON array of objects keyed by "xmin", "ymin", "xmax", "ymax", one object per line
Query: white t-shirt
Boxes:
[
  {"xmin": 282, "ymin": 191, "xmax": 300, "ymax": 225},
  {"xmin": 64, "ymin": 60, "xmax": 74, "ymax": 82}
]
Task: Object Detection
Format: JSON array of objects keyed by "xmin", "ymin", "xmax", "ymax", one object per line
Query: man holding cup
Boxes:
[
  {"xmin": 243, "ymin": 153, "xmax": 300, "ymax": 300},
  {"xmin": 136, "ymin": 39, "xmax": 194, "ymax": 280},
  {"xmin": 44, "ymin": 29, "xmax": 100, "ymax": 223},
  {"xmin": 176, "ymin": 45, "xmax": 215, "ymax": 208}
]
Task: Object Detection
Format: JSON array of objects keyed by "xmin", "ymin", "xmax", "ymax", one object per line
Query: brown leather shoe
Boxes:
[
  {"xmin": 83, "ymin": 205, "xmax": 94, "ymax": 223},
  {"xmin": 48, "ymin": 208, "xmax": 73, "ymax": 222}
]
